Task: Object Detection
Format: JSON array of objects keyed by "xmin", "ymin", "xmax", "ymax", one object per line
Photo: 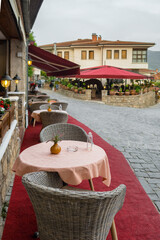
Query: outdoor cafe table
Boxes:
[
  {"xmin": 31, "ymin": 109, "xmax": 68, "ymax": 127},
  {"xmin": 12, "ymin": 140, "xmax": 118, "ymax": 240}
]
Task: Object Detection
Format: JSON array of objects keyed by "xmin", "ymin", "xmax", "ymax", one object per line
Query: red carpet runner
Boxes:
[{"xmin": 2, "ymin": 116, "xmax": 160, "ymax": 240}]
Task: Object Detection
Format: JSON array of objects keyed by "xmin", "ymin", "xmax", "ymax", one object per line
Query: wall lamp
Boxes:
[
  {"xmin": 13, "ymin": 74, "xmax": 21, "ymax": 92},
  {"xmin": 1, "ymin": 74, "xmax": 13, "ymax": 98},
  {"xmin": 28, "ymin": 56, "xmax": 32, "ymax": 66}
]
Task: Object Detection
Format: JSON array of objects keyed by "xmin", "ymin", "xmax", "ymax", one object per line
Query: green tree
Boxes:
[
  {"xmin": 29, "ymin": 31, "xmax": 37, "ymax": 46},
  {"xmin": 28, "ymin": 32, "xmax": 37, "ymax": 78},
  {"xmin": 28, "ymin": 66, "xmax": 34, "ymax": 77},
  {"xmin": 41, "ymin": 70, "xmax": 47, "ymax": 79}
]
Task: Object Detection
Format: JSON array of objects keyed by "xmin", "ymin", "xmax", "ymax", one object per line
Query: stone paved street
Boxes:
[{"xmin": 44, "ymin": 89, "xmax": 160, "ymax": 212}]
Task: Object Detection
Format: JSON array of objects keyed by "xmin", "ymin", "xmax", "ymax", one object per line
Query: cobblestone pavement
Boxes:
[{"xmin": 45, "ymin": 89, "xmax": 160, "ymax": 212}]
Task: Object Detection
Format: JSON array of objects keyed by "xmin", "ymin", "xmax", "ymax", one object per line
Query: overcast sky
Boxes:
[{"xmin": 32, "ymin": 0, "xmax": 160, "ymax": 51}]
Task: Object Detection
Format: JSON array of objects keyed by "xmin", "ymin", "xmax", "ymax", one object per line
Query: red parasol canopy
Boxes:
[
  {"xmin": 74, "ymin": 65, "xmax": 151, "ymax": 79},
  {"xmin": 28, "ymin": 44, "xmax": 80, "ymax": 77}
]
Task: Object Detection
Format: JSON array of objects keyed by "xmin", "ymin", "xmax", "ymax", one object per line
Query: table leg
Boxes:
[
  {"xmin": 33, "ymin": 119, "xmax": 36, "ymax": 127},
  {"xmin": 88, "ymin": 179, "xmax": 118, "ymax": 240},
  {"xmin": 110, "ymin": 220, "xmax": 118, "ymax": 240},
  {"xmin": 88, "ymin": 179, "xmax": 94, "ymax": 191}
]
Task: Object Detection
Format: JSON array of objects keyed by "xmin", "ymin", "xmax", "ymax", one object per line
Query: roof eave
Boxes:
[{"xmin": 20, "ymin": 0, "xmax": 43, "ymax": 36}]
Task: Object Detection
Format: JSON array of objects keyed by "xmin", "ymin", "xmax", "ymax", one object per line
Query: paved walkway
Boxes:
[{"xmin": 44, "ymin": 89, "xmax": 160, "ymax": 212}]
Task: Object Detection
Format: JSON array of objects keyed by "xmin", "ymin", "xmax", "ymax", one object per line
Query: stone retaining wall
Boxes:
[
  {"xmin": 0, "ymin": 121, "xmax": 20, "ymax": 207},
  {"xmin": 58, "ymin": 88, "xmax": 92, "ymax": 100},
  {"xmin": 102, "ymin": 90, "xmax": 156, "ymax": 108},
  {"xmin": 0, "ymin": 96, "xmax": 21, "ymax": 230},
  {"xmin": 44, "ymin": 84, "xmax": 156, "ymax": 108}
]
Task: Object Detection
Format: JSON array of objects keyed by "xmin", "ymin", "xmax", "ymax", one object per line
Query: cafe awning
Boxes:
[
  {"xmin": 28, "ymin": 44, "xmax": 80, "ymax": 77},
  {"xmin": 74, "ymin": 65, "xmax": 151, "ymax": 79}
]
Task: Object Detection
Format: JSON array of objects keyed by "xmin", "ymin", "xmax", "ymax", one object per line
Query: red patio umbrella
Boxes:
[{"xmin": 74, "ymin": 65, "xmax": 152, "ymax": 79}]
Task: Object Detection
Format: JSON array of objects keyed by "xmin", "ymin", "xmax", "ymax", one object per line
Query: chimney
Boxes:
[
  {"xmin": 92, "ymin": 33, "xmax": 97, "ymax": 41},
  {"xmin": 98, "ymin": 35, "xmax": 102, "ymax": 41}
]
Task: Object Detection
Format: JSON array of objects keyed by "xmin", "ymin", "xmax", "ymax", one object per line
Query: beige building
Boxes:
[{"xmin": 40, "ymin": 33, "xmax": 155, "ymax": 72}]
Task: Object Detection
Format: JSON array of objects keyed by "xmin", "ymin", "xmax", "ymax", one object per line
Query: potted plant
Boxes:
[
  {"xmin": 74, "ymin": 86, "xmax": 78, "ymax": 93},
  {"xmin": 82, "ymin": 87, "xmax": 86, "ymax": 94},
  {"xmin": 78, "ymin": 87, "xmax": 82, "ymax": 94},
  {"xmin": 118, "ymin": 88, "xmax": 124, "ymax": 96},
  {"xmin": 49, "ymin": 134, "xmax": 62, "ymax": 154},
  {"xmin": 125, "ymin": 89, "xmax": 130, "ymax": 96},
  {"xmin": 135, "ymin": 85, "xmax": 141, "ymax": 95},
  {"xmin": 48, "ymin": 105, "xmax": 52, "ymax": 112},
  {"xmin": 130, "ymin": 84, "xmax": 136, "ymax": 95},
  {"xmin": 109, "ymin": 89, "xmax": 116, "ymax": 95}
]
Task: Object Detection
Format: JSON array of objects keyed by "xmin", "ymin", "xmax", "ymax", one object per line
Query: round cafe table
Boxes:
[{"xmin": 12, "ymin": 140, "xmax": 111, "ymax": 186}]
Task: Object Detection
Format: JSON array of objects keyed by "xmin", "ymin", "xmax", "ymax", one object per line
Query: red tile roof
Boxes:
[{"xmin": 40, "ymin": 38, "xmax": 155, "ymax": 48}]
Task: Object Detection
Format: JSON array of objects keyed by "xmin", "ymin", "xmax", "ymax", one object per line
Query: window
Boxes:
[
  {"xmin": 132, "ymin": 49, "xmax": 147, "ymax": 63},
  {"xmin": 64, "ymin": 51, "xmax": 69, "ymax": 60},
  {"xmin": 81, "ymin": 51, "xmax": 87, "ymax": 60},
  {"xmin": 121, "ymin": 50, "xmax": 127, "ymax": 59},
  {"xmin": 114, "ymin": 50, "xmax": 119, "ymax": 59},
  {"xmin": 106, "ymin": 50, "xmax": 112, "ymax": 59},
  {"xmin": 89, "ymin": 50, "xmax": 94, "ymax": 60},
  {"xmin": 57, "ymin": 51, "xmax": 62, "ymax": 58}
]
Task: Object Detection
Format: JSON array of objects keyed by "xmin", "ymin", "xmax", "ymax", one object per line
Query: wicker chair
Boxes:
[
  {"xmin": 39, "ymin": 104, "xmax": 59, "ymax": 110},
  {"xmin": 40, "ymin": 123, "xmax": 88, "ymax": 142},
  {"xmin": 37, "ymin": 92, "xmax": 47, "ymax": 95},
  {"xmin": 40, "ymin": 111, "xmax": 68, "ymax": 128},
  {"xmin": 50, "ymin": 98, "xmax": 58, "ymax": 101},
  {"xmin": 37, "ymin": 95, "xmax": 50, "ymax": 101},
  {"xmin": 22, "ymin": 171, "xmax": 126, "ymax": 240},
  {"xmin": 30, "ymin": 102, "xmax": 45, "ymax": 113},
  {"xmin": 51, "ymin": 102, "xmax": 68, "ymax": 110}
]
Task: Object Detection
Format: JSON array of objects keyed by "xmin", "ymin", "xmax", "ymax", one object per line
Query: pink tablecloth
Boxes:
[
  {"xmin": 31, "ymin": 109, "xmax": 68, "ymax": 123},
  {"xmin": 12, "ymin": 140, "xmax": 111, "ymax": 186}
]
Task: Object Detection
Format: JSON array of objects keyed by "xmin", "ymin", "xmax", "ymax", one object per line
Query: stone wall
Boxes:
[
  {"xmin": 101, "ymin": 90, "xmax": 156, "ymax": 108},
  {"xmin": 0, "ymin": 122, "xmax": 20, "ymax": 206},
  {"xmin": 10, "ymin": 39, "xmax": 27, "ymax": 93},
  {"xmin": 8, "ymin": 92, "xmax": 26, "ymax": 128},
  {"xmin": 58, "ymin": 88, "xmax": 92, "ymax": 100}
]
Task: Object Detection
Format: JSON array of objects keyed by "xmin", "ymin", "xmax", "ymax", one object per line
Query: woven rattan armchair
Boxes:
[
  {"xmin": 37, "ymin": 92, "xmax": 47, "ymax": 95},
  {"xmin": 40, "ymin": 123, "xmax": 88, "ymax": 142},
  {"xmin": 40, "ymin": 111, "xmax": 68, "ymax": 128},
  {"xmin": 30, "ymin": 102, "xmax": 45, "ymax": 113},
  {"xmin": 51, "ymin": 102, "xmax": 68, "ymax": 110},
  {"xmin": 39, "ymin": 104, "xmax": 59, "ymax": 110},
  {"xmin": 37, "ymin": 95, "xmax": 50, "ymax": 101},
  {"xmin": 22, "ymin": 171, "xmax": 126, "ymax": 240}
]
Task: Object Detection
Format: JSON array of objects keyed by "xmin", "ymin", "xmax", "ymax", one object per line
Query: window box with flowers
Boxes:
[{"xmin": 0, "ymin": 99, "xmax": 14, "ymax": 143}]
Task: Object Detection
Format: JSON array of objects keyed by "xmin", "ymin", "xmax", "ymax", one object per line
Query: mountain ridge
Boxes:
[{"xmin": 148, "ymin": 50, "xmax": 160, "ymax": 71}]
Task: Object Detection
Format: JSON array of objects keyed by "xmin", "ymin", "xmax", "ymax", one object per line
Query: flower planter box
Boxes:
[{"xmin": 0, "ymin": 112, "xmax": 10, "ymax": 144}]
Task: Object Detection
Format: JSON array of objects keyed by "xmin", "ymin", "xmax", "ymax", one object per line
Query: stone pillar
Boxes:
[
  {"xmin": 85, "ymin": 89, "xmax": 92, "ymax": 100},
  {"xmin": 101, "ymin": 90, "xmax": 108, "ymax": 102},
  {"xmin": 8, "ymin": 92, "xmax": 26, "ymax": 128},
  {"xmin": 10, "ymin": 39, "xmax": 27, "ymax": 93}
]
